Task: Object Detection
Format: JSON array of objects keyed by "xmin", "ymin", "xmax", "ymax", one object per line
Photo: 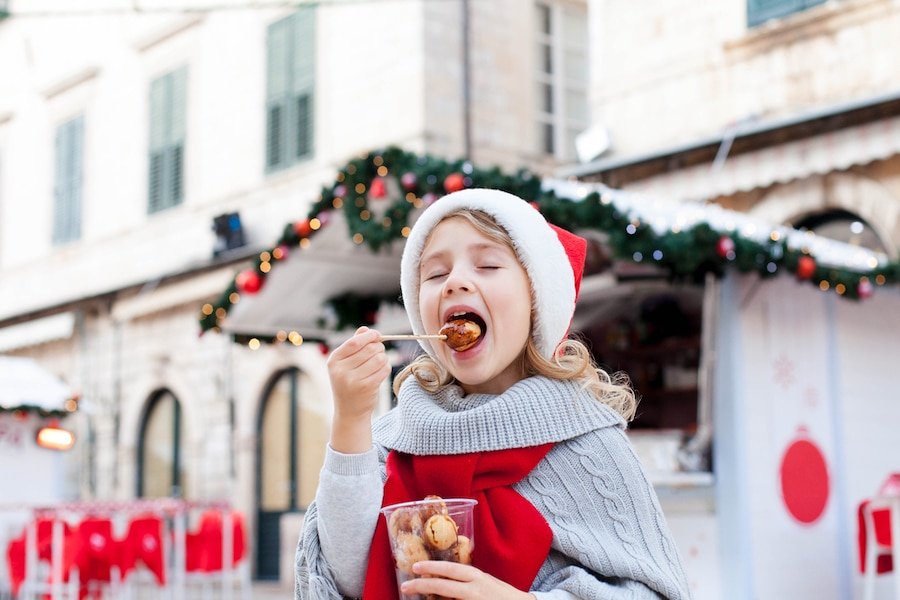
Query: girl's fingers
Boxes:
[
  {"xmin": 329, "ymin": 328, "xmax": 381, "ymax": 361},
  {"xmin": 412, "ymin": 561, "xmax": 476, "ymax": 581}
]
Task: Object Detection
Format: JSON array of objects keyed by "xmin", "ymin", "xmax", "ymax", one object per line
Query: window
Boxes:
[
  {"xmin": 53, "ymin": 115, "xmax": 84, "ymax": 245},
  {"xmin": 535, "ymin": 1, "xmax": 588, "ymax": 161},
  {"xmin": 148, "ymin": 67, "xmax": 186, "ymax": 213},
  {"xmin": 747, "ymin": 0, "xmax": 826, "ymax": 27},
  {"xmin": 137, "ymin": 390, "xmax": 186, "ymax": 498},
  {"xmin": 265, "ymin": 9, "xmax": 315, "ymax": 173}
]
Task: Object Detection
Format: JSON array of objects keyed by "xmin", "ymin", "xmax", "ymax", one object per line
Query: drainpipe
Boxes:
[{"xmin": 461, "ymin": 0, "xmax": 472, "ymax": 160}]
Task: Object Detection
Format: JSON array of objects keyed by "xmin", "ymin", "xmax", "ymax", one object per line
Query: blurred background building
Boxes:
[{"xmin": 0, "ymin": 0, "xmax": 898, "ymax": 598}]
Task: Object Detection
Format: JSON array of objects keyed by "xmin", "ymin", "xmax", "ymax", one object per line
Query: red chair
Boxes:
[
  {"xmin": 117, "ymin": 515, "xmax": 166, "ymax": 586},
  {"xmin": 859, "ymin": 474, "xmax": 900, "ymax": 600},
  {"xmin": 185, "ymin": 510, "xmax": 246, "ymax": 573},
  {"xmin": 6, "ymin": 533, "xmax": 26, "ymax": 597}
]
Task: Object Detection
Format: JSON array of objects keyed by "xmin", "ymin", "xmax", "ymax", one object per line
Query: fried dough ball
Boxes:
[
  {"xmin": 439, "ymin": 319, "xmax": 482, "ymax": 351},
  {"xmin": 389, "ymin": 507, "xmax": 423, "ymax": 539},
  {"xmin": 423, "ymin": 514, "xmax": 458, "ymax": 551},
  {"xmin": 393, "ymin": 531, "xmax": 430, "ymax": 574}
]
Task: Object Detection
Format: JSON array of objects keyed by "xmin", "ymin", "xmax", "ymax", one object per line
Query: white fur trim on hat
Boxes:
[{"xmin": 400, "ymin": 188, "xmax": 576, "ymax": 359}]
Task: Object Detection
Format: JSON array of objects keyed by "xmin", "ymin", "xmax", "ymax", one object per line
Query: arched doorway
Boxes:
[
  {"xmin": 793, "ymin": 209, "xmax": 889, "ymax": 254},
  {"xmin": 255, "ymin": 367, "xmax": 328, "ymax": 580},
  {"xmin": 136, "ymin": 389, "xmax": 186, "ymax": 498}
]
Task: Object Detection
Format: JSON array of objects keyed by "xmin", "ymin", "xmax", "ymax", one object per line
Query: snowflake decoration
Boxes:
[{"xmin": 772, "ymin": 355, "xmax": 796, "ymax": 390}]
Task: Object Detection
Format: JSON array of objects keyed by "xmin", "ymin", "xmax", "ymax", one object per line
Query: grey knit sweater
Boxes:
[{"xmin": 295, "ymin": 376, "xmax": 692, "ymax": 600}]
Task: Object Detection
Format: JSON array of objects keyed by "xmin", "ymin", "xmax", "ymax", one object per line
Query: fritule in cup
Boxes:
[{"xmin": 381, "ymin": 496, "xmax": 477, "ymax": 599}]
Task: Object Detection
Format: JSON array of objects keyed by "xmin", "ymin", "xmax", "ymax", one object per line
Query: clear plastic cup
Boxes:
[{"xmin": 380, "ymin": 497, "xmax": 477, "ymax": 599}]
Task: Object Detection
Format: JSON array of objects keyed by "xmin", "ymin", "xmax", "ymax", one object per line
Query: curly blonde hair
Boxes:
[{"xmin": 393, "ymin": 209, "xmax": 637, "ymax": 421}]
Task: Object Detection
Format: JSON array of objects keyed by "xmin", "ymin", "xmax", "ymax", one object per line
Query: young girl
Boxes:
[{"xmin": 296, "ymin": 189, "xmax": 692, "ymax": 600}]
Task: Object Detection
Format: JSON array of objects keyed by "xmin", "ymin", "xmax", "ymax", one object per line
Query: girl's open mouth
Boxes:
[{"xmin": 440, "ymin": 312, "xmax": 487, "ymax": 352}]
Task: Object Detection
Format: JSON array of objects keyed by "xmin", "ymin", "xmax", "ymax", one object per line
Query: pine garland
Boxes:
[{"xmin": 200, "ymin": 146, "xmax": 900, "ymax": 343}]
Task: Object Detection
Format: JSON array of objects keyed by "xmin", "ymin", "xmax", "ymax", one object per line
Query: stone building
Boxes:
[{"xmin": 0, "ymin": 0, "xmax": 590, "ymax": 588}]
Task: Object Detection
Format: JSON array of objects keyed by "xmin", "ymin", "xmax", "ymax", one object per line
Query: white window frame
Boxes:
[{"xmin": 535, "ymin": 0, "xmax": 589, "ymax": 162}]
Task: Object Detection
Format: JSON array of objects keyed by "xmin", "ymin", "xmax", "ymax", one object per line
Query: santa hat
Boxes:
[{"xmin": 400, "ymin": 188, "xmax": 587, "ymax": 359}]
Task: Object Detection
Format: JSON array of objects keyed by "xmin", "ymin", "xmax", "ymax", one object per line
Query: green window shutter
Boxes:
[
  {"xmin": 266, "ymin": 17, "xmax": 290, "ymax": 171},
  {"xmin": 266, "ymin": 8, "xmax": 315, "ymax": 173},
  {"xmin": 292, "ymin": 8, "xmax": 314, "ymax": 161},
  {"xmin": 53, "ymin": 115, "xmax": 84, "ymax": 245},
  {"xmin": 747, "ymin": 0, "xmax": 826, "ymax": 27},
  {"xmin": 148, "ymin": 67, "xmax": 187, "ymax": 213}
]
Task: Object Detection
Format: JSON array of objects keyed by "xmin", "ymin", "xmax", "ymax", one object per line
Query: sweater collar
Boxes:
[{"xmin": 372, "ymin": 376, "xmax": 624, "ymax": 455}]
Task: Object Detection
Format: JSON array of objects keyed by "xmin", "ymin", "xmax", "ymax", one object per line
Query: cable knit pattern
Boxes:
[{"xmin": 296, "ymin": 377, "xmax": 692, "ymax": 600}]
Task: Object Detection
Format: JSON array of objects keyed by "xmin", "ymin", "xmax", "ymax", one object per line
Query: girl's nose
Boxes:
[{"xmin": 442, "ymin": 270, "xmax": 471, "ymax": 296}]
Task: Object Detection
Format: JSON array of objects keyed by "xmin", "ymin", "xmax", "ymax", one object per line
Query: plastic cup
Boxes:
[{"xmin": 380, "ymin": 497, "xmax": 477, "ymax": 599}]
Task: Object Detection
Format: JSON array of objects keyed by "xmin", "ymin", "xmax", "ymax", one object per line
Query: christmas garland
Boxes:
[{"xmin": 200, "ymin": 146, "xmax": 900, "ymax": 345}]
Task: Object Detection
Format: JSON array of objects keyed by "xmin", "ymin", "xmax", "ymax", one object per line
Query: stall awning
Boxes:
[
  {"xmin": 0, "ymin": 356, "xmax": 73, "ymax": 412},
  {"xmin": 221, "ymin": 210, "xmax": 406, "ymax": 343},
  {"xmin": 625, "ymin": 115, "xmax": 900, "ymax": 200}
]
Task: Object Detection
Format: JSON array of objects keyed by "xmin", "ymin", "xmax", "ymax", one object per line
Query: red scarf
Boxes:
[{"xmin": 363, "ymin": 444, "xmax": 554, "ymax": 599}]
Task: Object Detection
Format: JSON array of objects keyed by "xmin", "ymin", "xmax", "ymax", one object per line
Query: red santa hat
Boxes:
[{"xmin": 400, "ymin": 188, "xmax": 587, "ymax": 359}]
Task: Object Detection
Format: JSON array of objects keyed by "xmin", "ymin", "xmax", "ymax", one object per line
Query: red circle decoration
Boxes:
[
  {"xmin": 443, "ymin": 172, "xmax": 466, "ymax": 193},
  {"xmin": 235, "ymin": 270, "xmax": 263, "ymax": 294},
  {"xmin": 779, "ymin": 432, "xmax": 830, "ymax": 525},
  {"xmin": 370, "ymin": 177, "xmax": 387, "ymax": 199},
  {"xmin": 858, "ymin": 278, "xmax": 874, "ymax": 299},
  {"xmin": 716, "ymin": 236, "xmax": 736, "ymax": 259},
  {"xmin": 293, "ymin": 219, "xmax": 312, "ymax": 238},
  {"xmin": 400, "ymin": 172, "xmax": 418, "ymax": 191},
  {"xmin": 796, "ymin": 255, "xmax": 816, "ymax": 280}
]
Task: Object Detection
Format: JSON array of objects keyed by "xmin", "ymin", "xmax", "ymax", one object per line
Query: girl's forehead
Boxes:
[{"xmin": 422, "ymin": 218, "xmax": 503, "ymax": 254}]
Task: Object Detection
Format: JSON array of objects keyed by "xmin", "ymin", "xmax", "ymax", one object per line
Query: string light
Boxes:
[
  {"xmin": 377, "ymin": 166, "xmax": 388, "ymax": 177},
  {"xmin": 835, "ymin": 283, "xmax": 846, "ymax": 295},
  {"xmin": 272, "ymin": 246, "xmax": 285, "ymax": 260},
  {"xmin": 260, "ymin": 261, "xmax": 271, "ymax": 273},
  {"xmin": 354, "ymin": 183, "xmax": 366, "ymax": 194},
  {"xmin": 353, "ymin": 233, "xmax": 364, "ymax": 244},
  {"xmin": 260, "ymin": 251, "xmax": 271, "ymax": 262},
  {"xmin": 360, "ymin": 210, "xmax": 371, "ymax": 221},
  {"xmin": 876, "ymin": 274, "xmax": 886, "ymax": 285},
  {"xmin": 229, "ymin": 292, "xmax": 240, "ymax": 303},
  {"xmin": 300, "ymin": 238, "xmax": 311, "ymax": 249},
  {"xmin": 310, "ymin": 218, "xmax": 321, "ymax": 230},
  {"xmin": 248, "ymin": 338, "xmax": 261, "ymax": 350},
  {"xmin": 215, "ymin": 307, "xmax": 227, "ymax": 319},
  {"xmin": 401, "ymin": 227, "xmax": 411, "ymax": 237},
  {"xmin": 347, "ymin": 164, "xmax": 357, "ymax": 175},
  {"xmin": 373, "ymin": 156, "xmax": 384, "ymax": 166},
  {"xmin": 332, "ymin": 197, "xmax": 343, "ymax": 209},
  {"xmin": 276, "ymin": 331, "xmax": 288, "ymax": 342},
  {"xmin": 819, "ymin": 281, "xmax": 830, "ymax": 291},
  {"xmin": 770, "ymin": 231, "xmax": 780, "ymax": 241},
  {"xmin": 202, "ymin": 304, "xmax": 214, "ymax": 315}
]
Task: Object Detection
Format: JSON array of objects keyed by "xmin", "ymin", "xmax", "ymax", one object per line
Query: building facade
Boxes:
[{"xmin": 0, "ymin": 0, "xmax": 591, "ymax": 587}]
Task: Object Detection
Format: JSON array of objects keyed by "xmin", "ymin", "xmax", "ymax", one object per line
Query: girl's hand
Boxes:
[
  {"xmin": 327, "ymin": 326, "xmax": 391, "ymax": 453},
  {"xmin": 400, "ymin": 561, "xmax": 536, "ymax": 600}
]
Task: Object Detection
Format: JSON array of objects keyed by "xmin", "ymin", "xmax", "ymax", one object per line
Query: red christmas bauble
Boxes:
[
  {"xmin": 294, "ymin": 219, "xmax": 312, "ymax": 238},
  {"xmin": 319, "ymin": 343, "xmax": 330, "ymax": 356},
  {"xmin": 796, "ymin": 256, "xmax": 816, "ymax": 280},
  {"xmin": 858, "ymin": 278, "xmax": 874, "ymax": 299},
  {"xmin": 444, "ymin": 172, "xmax": 466, "ymax": 193},
  {"xmin": 716, "ymin": 236, "xmax": 736, "ymax": 259},
  {"xmin": 779, "ymin": 429, "xmax": 830, "ymax": 525},
  {"xmin": 401, "ymin": 172, "xmax": 418, "ymax": 191},
  {"xmin": 236, "ymin": 269, "xmax": 263, "ymax": 294},
  {"xmin": 370, "ymin": 177, "xmax": 387, "ymax": 199}
]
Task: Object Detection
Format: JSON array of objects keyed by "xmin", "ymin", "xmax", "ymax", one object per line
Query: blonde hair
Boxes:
[{"xmin": 393, "ymin": 209, "xmax": 638, "ymax": 421}]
